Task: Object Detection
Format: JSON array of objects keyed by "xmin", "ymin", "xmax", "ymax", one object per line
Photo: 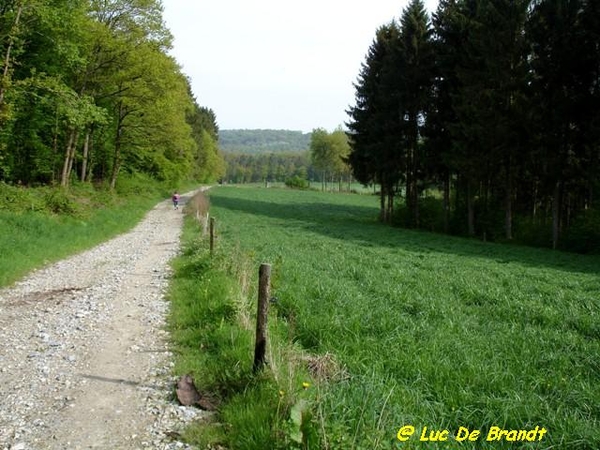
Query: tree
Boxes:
[
  {"xmin": 526, "ymin": 0, "xmax": 597, "ymax": 248},
  {"xmin": 347, "ymin": 22, "xmax": 403, "ymax": 222},
  {"xmin": 309, "ymin": 128, "xmax": 330, "ymax": 190},
  {"xmin": 345, "ymin": 0, "xmax": 599, "ymax": 251},
  {"xmin": 329, "ymin": 127, "xmax": 352, "ymax": 190},
  {"xmin": 0, "ymin": 0, "xmax": 24, "ymax": 117},
  {"xmin": 309, "ymin": 127, "xmax": 351, "ymax": 191},
  {"xmin": 397, "ymin": 0, "xmax": 434, "ymax": 227},
  {"xmin": 444, "ymin": 0, "xmax": 530, "ymax": 239},
  {"xmin": 0, "ymin": 0, "xmax": 98, "ymax": 184},
  {"xmin": 187, "ymin": 95, "xmax": 225, "ymax": 183},
  {"xmin": 427, "ymin": 0, "xmax": 464, "ymax": 232},
  {"xmin": 0, "ymin": 0, "xmax": 220, "ymax": 188}
]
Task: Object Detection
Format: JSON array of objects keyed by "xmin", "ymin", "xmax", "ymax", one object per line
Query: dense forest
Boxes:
[
  {"xmin": 0, "ymin": 0, "xmax": 224, "ymax": 189},
  {"xmin": 219, "ymin": 129, "xmax": 311, "ymax": 154},
  {"xmin": 222, "ymin": 128, "xmax": 353, "ymax": 190},
  {"xmin": 221, "ymin": 129, "xmax": 312, "ymax": 184},
  {"xmin": 347, "ymin": 0, "xmax": 600, "ymax": 252},
  {"xmin": 224, "ymin": 151, "xmax": 312, "ymax": 184}
]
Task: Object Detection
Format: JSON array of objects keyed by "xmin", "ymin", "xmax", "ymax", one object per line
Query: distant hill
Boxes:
[{"xmin": 219, "ymin": 129, "xmax": 311, "ymax": 154}]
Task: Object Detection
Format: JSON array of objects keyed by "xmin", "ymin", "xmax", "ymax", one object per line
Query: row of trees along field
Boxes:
[
  {"xmin": 219, "ymin": 129, "xmax": 311, "ymax": 154},
  {"xmin": 347, "ymin": 0, "xmax": 600, "ymax": 251},
  {"xmin": 0, "ymin": 0, "xmax": 225, "ymax": 189},
  {"xmin": 223, "ymin": 128, "xmax": 354, "ymax": 190}
]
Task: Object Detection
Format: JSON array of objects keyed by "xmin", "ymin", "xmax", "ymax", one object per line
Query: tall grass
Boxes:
[
  {"xmin": 0, "ymin": 176, "xmax": 193, "ymax": 287},
  {"xmin": 172, "ymin": 186, "xmax": 600, "ymax": 449}
]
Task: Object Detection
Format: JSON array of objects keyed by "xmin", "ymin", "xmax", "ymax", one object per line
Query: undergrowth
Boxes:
[{"xmin": 0, "ymin": 175, "xmax": 198, "ymax": 287}]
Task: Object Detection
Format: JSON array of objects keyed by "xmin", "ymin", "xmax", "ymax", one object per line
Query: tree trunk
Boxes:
[
  {"xmin": 60, "ymin": 128, "xmax": 77, "ymax": 187},
  {"xmin": 413, "ymin": 183, "xmax": 419, "ymax": 229},
  {"xmin": 406, "ymin": 148, "xmax": 413, "ymax": 227},
  {"xmin": 552, "ymin": 181, "xmax": 562, "ymax": 250},
  {"xmin": 412, "ymin": 142, "xmax": 419, "ymax": 229},
  {"xmin": 532, "ymin": 181, "xmax": 538, "ymax": 219},
  {"xmin": 379, "ymin": 184, "xmax": 386, "ymax": 222},
  {"xmin": 505, "ymin": 191, "xmax": 513, "ymax": 240},
  {"xmin": 505, "ymin": 164, "xmax": 513, "ymax": 240},
  {"xmin": 80, "ymin": 130, "xmax": 90, "ymax": 182},
  {"xmin": 66, "ymin": 130, "xmax": 79, "ymax": 182},
  {"xmin": 0, "ymin": 2, "xmax": 23, "ymax": 110},
  {"xmin": 443, "ymin": 171, "xmax": 450, "ymax": 233},
  {"xmin": 110, "ymin": 130, "xmax": 122, "ymax": 190},
  {"xmin": 110, "ymin": 102, "xmax": 126, "ymax": 190},
  {"xmin": 467, "ymin": 182, "xmax": 475, "ymax": 236},
  {"xmin": 52, "ymin": 108, "xmax": 60, "ymax": 183}
]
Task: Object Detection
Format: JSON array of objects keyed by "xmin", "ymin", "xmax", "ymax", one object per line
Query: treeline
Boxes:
[
  {"xmin": 219, "ymin": 129, "xmax": 311, "ymax": 154},
  {"xmin": 224, "ymin": 128, "xmax": 354, "ymax": 190},
  {"xmin": 347, "ymin": 0, "xmax": 600, "ymax": 251},
  {"xmin": 224, "ymin": 151, "xmax": 315, "ymax": 184},
  {"xmin": 310, "ymin": 127, "xmax": 353, "ymax": 190},
  {"xmin": 0, "ymin": 0, "xmax": 224, "ymax": 189}
]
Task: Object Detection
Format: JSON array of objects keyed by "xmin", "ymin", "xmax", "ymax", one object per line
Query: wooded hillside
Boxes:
[
  {"xmin": 0, "ymin": 0, "xmax": 224, "ymax": 189},
  {"xmin": 219, "ymin": 129, "xmax": 311, "ymax": 154}
]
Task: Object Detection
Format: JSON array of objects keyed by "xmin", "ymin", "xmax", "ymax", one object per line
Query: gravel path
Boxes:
[{"xmin": 0, "ymin": 191, "xmax": 207, "ymax": 450}]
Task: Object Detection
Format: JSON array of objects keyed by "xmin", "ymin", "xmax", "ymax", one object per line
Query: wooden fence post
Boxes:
[
  {"xmin": 209, "ymin": 217, "xmax": 215, "ymax": 255},
  {"xmin": 253, "ymin": 263, "xmax": 271, "ymax": 373},
  {"xmin": 202, "ymin": 212, "xmax": 209, "ymax": 236}
]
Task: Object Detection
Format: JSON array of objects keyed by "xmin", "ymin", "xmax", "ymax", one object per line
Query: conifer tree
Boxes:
[
  {"xmin": 347, "ymin": 22, "xmax": 402, "ymax": 222},
  {"xmin": 397, "ymin": 0, "xmax": 434, "ymax": 227},
  {"xmin": 526, "ymin": 0, "xmax": 596, "ymax": 248}
]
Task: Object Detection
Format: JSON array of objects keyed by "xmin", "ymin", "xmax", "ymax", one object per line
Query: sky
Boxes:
[{"xmin": 161, "ymin": 0, "xmax": 439, "ymax": 133}]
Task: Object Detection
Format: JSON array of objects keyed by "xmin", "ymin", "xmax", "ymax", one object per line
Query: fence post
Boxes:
[
  {"xmin": 209, "ymin": 217, "xmax": 215, "ymax": 255},
  {"xmin": 202, "ymin": 212, "xmax": 209, "ymax": 236},
  {"xmin": 253, "ymin": 263, "xmax": 271, "ymax": 373}
]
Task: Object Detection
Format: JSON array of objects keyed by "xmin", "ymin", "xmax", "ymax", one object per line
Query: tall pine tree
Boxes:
[
  {"xmin": 347, "ymin": 22, "xmax": 403, "ymax": 222},
  {"xmin": 398, "ymin": 0, "xmax": 434, "ymax": 227}
]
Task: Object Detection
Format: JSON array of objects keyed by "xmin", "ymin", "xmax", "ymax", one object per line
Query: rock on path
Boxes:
[{"xmin": 0, "ymin": 191, "xmax": 207, "ymax": 450}]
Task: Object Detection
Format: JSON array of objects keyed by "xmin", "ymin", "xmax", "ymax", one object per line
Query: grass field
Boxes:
[{"xmin": 171, "ymin": 185, "xmax": 599, "ymax": 449}]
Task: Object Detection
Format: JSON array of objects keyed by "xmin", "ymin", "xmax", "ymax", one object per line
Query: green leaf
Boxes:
[{"xmin": 289, "ymin": 399, "xmax": 309, "ymax": 444}]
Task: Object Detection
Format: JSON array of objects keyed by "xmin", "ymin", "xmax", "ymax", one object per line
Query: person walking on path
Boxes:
[{"xmin": 172, "ymin": 191, "xmax": 180, "ymax": 210}]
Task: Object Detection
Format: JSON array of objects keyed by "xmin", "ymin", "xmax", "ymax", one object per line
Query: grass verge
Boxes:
[
  {"xmin": 168, "ymin": 191, "xmax": 321, "ymax": 449},
  {"xmin": 0, "ymin": 175, "xmax": 197, "ymax": 287}
]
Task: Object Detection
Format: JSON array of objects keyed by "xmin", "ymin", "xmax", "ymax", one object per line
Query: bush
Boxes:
[
  {"xmin": 285, "ymin": 176, "xmax": 309, "ymax": 190},
  {"xmin": 562, "ymin": 208, "xmax": 600, "ymax": 254},
  {"xmin": 392, "ymin": 196, "xmax": 445, "ymax": 231},
  {"xmin": 115, "ymin": 172, "xmax": 164, "ymax": 197},
  {"xmin": 184, "ymin": 191, "xmax": 211, "ymax": 233},
  {"xmin": 418, "ymin": 196, "xmax": 446, "ymax": 232},
  {"xmin": 43, "ymin": 189, "xmax": 78, "ymax": 215},
  {"xmin": 0, "ymin": 182, "xmax": 45, "ymax": 213},
  {"xmin": 513, "ymin": 217, "xmax": 553, "ymax": 249}
]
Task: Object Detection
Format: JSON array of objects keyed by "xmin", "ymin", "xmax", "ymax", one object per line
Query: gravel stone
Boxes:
[{"xmin": 0, "ymin": 190, "xmax": 207, "ymax": 450}]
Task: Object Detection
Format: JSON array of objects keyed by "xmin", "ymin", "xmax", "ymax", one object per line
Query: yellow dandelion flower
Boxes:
[{"xmin": 302, "ymin": 382, "xmax": 310, "ymax": 389}]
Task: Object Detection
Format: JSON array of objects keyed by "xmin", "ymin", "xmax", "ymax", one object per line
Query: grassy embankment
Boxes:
[
  {"xmin": 0, "ymin": 176, "xmax": 195, "ymax": 287},
  {"xmin": 170, "ymin": 185, "xmax": 599, "ymax": 450}
]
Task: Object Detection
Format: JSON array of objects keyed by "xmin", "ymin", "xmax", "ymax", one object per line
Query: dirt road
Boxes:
[{"xmin": 0, "ymin": 191, "xmax": 204, "ymax": 450}]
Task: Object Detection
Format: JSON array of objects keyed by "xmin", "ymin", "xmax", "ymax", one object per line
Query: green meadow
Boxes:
[{"xmin": 170, "ymin": 186, "xmax": 600, "ymax": 449}]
